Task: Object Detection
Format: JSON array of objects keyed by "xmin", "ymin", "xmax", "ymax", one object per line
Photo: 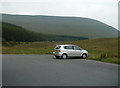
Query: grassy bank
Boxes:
[{"xmin": 2, "ymin": 38, "xmax": 119, "ymax": 64}]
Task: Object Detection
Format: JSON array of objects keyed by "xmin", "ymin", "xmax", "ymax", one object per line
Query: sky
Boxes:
[
  {"xmin": 118, "ymin": 1, "xmax": 120, "ymax": 31},
  {"xmin": 0, "ymin": 0, "xmax": 119, "ymax": 29}
]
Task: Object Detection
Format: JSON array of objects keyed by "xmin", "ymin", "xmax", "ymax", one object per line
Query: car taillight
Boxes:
[{"xmin": 55, "ymin": 50, "xmax": 60, "ymax": 52}]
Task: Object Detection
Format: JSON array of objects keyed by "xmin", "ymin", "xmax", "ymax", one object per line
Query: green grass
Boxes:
[{"xmin": 2, "ymin": 38, "xmax": 119, "ymax": 64}]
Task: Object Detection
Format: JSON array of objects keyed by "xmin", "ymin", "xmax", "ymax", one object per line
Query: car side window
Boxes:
[
  {"xmin": 64, "ymin": 46, "xmax": 74, "ymax": 50},
  {"xmin": 74, "ymin": 46, "xmax": 81, "ymax": 50}
]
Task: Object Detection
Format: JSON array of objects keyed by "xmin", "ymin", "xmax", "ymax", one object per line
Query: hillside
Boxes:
[
  {"xmin": 2, "ymin": 22, "xmax": 88, "ymax": 42},
  {"xmin": 2, "ymin": 22, "xmax": 43, "ymax": 42},
  {"xmin": 2, "ymin": 14, "xmax": 118, "ymax": 39}
]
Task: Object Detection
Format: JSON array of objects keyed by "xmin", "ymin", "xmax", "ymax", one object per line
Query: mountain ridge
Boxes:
[
  {"xmin": 2, "ymin": 14, "xmax": 118, "ymax": 39},
  {"xmin": 2, "ymin": 22, "xmax": 88, "ymax": 42}
]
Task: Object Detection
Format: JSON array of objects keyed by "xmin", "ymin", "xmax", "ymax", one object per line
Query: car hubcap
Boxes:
[
  {"xmin": 83, "ymin": 54, "xmax": 86, "ymax": 58},
  {"xmin": 63, "ymin": 55, "xmax": 67, "ymax": 59}
]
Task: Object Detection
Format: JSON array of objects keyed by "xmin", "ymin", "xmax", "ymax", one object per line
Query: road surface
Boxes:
[{"xmin": 2, "ymin": 55, "xmax": 118, "ymax": 86}]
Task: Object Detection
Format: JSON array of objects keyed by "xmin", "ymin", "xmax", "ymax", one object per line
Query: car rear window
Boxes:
[{"xmin": 55, "ymin": 46, "xmax": 61, "ymax": 49}]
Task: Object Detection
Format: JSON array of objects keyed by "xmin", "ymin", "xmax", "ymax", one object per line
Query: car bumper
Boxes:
[{"xmin": 53, "ymin": 52, "xmax": 62, "ymax": 56}]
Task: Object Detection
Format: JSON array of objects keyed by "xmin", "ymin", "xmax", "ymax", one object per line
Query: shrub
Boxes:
[
  {"xmin": 2, "ymin": 41, "xmax": 17, "ymax": 46},
  {"xmin": 100, "ymin": 53, "xmax": 108, "ymax": 59}
]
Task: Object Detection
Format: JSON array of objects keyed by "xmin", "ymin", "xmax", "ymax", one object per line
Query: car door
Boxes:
[
  {"xmin": 64, "ymin": 46, "xmax": 75, "ymax": 56},
  {"xmin": 73, "ymin": 46, "xmax": 83, "ymax": 56}
]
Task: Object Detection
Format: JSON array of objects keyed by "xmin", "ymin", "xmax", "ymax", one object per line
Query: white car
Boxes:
[{"xmin": 53, "ymin": 44, "xmax": 88, "ymax": 59}]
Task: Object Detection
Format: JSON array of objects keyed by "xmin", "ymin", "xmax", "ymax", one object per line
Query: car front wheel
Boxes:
[{"xmin": 82, "ymin": 53, "xmax": 87, "ymax": 59}]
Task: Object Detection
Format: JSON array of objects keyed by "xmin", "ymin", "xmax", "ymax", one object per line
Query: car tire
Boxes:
[
  {"xmin": 61, "ymin": 54, "xmax": 68, "ymax": 59},
  {"xmin": 82, "ymin": 53, "xmax": 87, "ymax": 59}
]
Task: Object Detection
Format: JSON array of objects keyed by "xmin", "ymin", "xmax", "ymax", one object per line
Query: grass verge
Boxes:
[{"xmin": 2, "ymin": 38, "xmax": 119, "ymax": 64}]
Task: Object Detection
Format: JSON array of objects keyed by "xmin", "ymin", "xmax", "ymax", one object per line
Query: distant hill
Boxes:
[
  {"xmin": 2, "ymin": 22, "xmax": 43, "ymax": 42},
  {"xmin": 2, "ymin": 14, "xmax": 118, "ymax": 39},
  {"xmin": 2, "ymin": 22, "xmax": 88, "ymax": 42}
]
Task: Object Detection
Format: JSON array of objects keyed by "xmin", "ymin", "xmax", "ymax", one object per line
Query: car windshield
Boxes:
[
  {"xmin": 55, "ymin": 46, "xmax": 61, "ymax": 49},
  {"xmin": 74, "ymin": 46, "xmax": 82, "ymax": 50}
]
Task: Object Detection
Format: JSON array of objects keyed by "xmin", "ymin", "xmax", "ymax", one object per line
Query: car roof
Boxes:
[{"xmin": 56, "ymin": 44, "xmax": 76, "ymax": 46}]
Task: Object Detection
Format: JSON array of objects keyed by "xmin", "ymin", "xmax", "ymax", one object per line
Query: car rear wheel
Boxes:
[
  {"xmin": 82, "ymin": 53, "xmax": 87, "ymax": 59},
  {"xmin": 61, "ymin": 54, "xmax": 67, "ymax": 59}
]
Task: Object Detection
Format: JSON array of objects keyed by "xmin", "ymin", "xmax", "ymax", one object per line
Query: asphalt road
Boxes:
[
  {"xmin": 2, "ymin": 55, "xmax": 118, "ymax": 86},
  {"xmin": 0, "ymin": 55, "xmax": 2, "ymax": 87}
]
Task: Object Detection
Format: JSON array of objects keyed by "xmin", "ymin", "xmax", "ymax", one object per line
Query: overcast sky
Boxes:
[{"xmin": 0, "ymin": 0, "xmax": 119, "ymax": 29}]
